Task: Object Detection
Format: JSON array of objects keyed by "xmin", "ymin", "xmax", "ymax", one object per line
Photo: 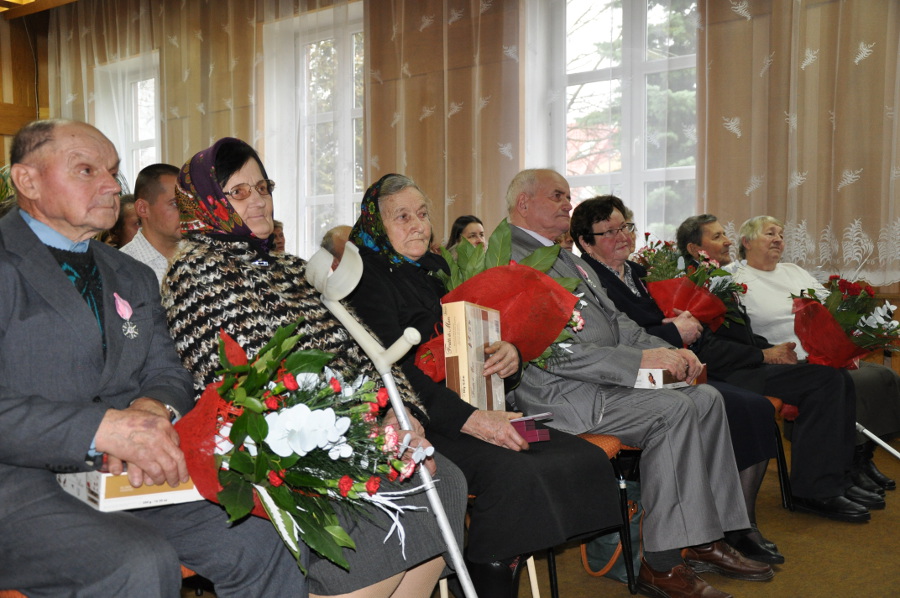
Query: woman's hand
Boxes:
[
  {"xmin": 461, "ymin": 410, "xmax": 529, "ymax": 451},
  {"xmin": 663, "ymin": 309, "xmax": 703, "ymax": 345},
  {"xmin": 483, "ymin": 341, "xmax": 520, "ymax": 379},
  {"xmin": 382, "ymin": 407, "xmax": 436, "ymax": 475}
]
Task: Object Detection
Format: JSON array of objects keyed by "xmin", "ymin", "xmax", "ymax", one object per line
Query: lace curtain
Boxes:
[
  {"xmin": 46, "ymin": 0, "xmax": 353, "ymax": 257},
  {"xmin": 697, "ymin": 0, "xmax": 900, "ymax": 287}
]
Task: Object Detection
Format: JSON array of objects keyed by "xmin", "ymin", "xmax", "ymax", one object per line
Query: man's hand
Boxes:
[
  {"xmin": 483, "ymin": 341, "xmax": 520, "ymax": 378},
  {"xmin": 461, "ymin": 410, "xmax": 529, "ymax": 452},
  {"xmin": 640, "ymin": 347, "xmax": 704, "ymax": 383},
  {"xmin": 94, "ymin": 399, "xmax": 188, "ymax": 489},
  {"xmin": 382, "ymin": 407, "xmax": 436, "ymax": 475},
  {"xmin": 763, "ymin": 342, "xmax": 798, "ymax": 365},
  {"xmin": 662, "ymin": 309, "xmax": 703, "ymax": 346}
]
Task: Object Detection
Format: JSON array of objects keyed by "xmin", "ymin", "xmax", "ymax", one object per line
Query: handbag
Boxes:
[{"xmin": 581, "ymin": 480, "xmax": 643, "ymax": 584}]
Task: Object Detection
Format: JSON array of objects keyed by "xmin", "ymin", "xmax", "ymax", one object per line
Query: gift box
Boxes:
[
  {"xmin": 57, "ymin": 470, "xmax": 203, "ymax": 512},
  {"xmin": 443, "ymin": 301, "xmax": 505, "ymax": 411},
  {"xmin": 634, "ymin": 364, "xmax": 706, "ymax": 389},
  {"xmin": 510, "ymin": 418, "xmax": 551, "ymax": 443}
]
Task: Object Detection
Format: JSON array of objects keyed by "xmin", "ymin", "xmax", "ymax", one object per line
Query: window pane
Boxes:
[
  {"xmin": 567, "ymin": 0, "xmax": 622, "ymax": 74},
  {"xmin": 644, "ymin": 178, "xmax": 696, "ymax": 240},
  {"xmin": 306, "ymin": 203, "xmax": 336, "ymax": 252},
  {"xmin": 566, "ymin": 80, "xmax": 622, "ymax": 177},
  {"xmin": 570, "ymin": 182, "xmax": 623, "ymax": 205},
  {"xmin": 306, "ymin": 39, "xmax": 335, "ymax": 113},
  {"xmin": 307, "ymin": 122, "xmax": 336, "ymax": 196},
  {"xmin": 353, "ymin": 117, "xmax": 364, "ymax": 193},
  {"xmin": 646, "ymin": 0, "xmax": 698, "ymax": 60},
  {"xmin": 353, "ymin": 32, "xmax": 365, "ymax": 110},
  {"xmin": 134, "ymin": 78, "xmax": 156, "ymax": 142},
  {"xmin": 645, "ymin": 68, "xmax": 696, "ymax": 169},
  {"xmin": 134, "ymin": 147, "xmax": 157, "ymax": 174}
]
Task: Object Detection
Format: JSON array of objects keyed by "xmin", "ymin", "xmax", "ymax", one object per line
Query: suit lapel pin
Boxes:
[{"xmin": 113, "ymin": 292, "xmax": 139, "ymax": 339}]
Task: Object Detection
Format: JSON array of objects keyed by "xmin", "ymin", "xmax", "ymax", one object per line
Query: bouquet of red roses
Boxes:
[
  {"xmin": 633, "ymin": 237, "xmax": 747, "ymax": 331},
  {"xmin": 415, "ymin": 219, "xmax": 583, "ymax": 381},
  {"xmin": 792, "ymin": 275, "xmax": 899, "ymax": 369},
  {"xmin": 175, "ymin": 323, "xmax": 419, "ymax": 571}
]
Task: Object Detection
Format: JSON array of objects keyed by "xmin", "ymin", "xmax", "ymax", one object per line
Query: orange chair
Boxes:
[{"xmin": 0, "ymin": 566, "xmax": 205, "ymax": 598}]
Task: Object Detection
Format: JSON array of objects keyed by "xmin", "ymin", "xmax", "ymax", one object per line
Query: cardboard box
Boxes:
[
  {"xmin": 57, "ymin": 470, "xmax": 204, "ymax": 512},
  {"xmin": 634, "ymin": 364, "xmax": 707, "ymax": 389},
  {"xmin": 443, "ymin": 301, "xmax": 505, "ymax": 411}
]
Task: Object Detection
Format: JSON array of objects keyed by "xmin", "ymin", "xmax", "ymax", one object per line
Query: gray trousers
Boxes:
[
  {"xmin": 0, "ymin": 485, "xmax": 308, "ymax": 598},
  {"xmin": 586, "ymin": 384, "xmax": 749, "ymax": 552}
]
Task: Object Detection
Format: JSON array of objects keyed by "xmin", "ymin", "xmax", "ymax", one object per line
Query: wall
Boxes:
[{"xmin": 0, "ymin": 13, "xmax": 49, "ymax": 162}]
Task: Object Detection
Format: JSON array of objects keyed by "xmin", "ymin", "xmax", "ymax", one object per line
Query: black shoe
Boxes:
[
  {"xmin": 852, "ymin": 469, "xmax": 886, "ymax": 496},
  {"xmin": 724, "ymin": 530, "xmax": 785, "ymax": 565},
  {"xmin": 859, "ymin": 443, "xmax": 896, "ymax": 490},
  {"xmin": 845, "ymin": 484, "xmax": 886, "ymax": 510},
  {"xmin": 792, "ymin": 495, "xmax": 870, "ymax": 523}
]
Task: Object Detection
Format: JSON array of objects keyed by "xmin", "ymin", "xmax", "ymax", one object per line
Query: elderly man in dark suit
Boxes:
[
  {"xmin": 506, "ymin": 168, "xmax": 772, "ymax": 598},
  {"xmin": 0, "ymin": 120, "xmax": 306, "ymax": 596}
]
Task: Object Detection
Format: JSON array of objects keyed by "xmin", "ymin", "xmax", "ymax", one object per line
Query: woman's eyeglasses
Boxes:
[
  {"xmin": 593, "ymin": 222, "xmax": 636, "ymax": 238},
  {"xmin": 223, "ymin": 179, "xmax": 275, "ymax": 201}
]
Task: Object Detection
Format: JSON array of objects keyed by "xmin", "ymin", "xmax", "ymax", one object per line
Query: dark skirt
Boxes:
[
  {"xmin": 429, "ymin": 424, "xmax": 621, "ymax": 563},
  {"xmin": 848, "ymin": 361, "xmax": 900, "ymax": 443},
  {"xmin": 707, "ymin": 380, "xmax": 777, "ymax": 471},
  {"xmin": 307, "ymin": 452, "xmax": 467, "ymax": 595}
]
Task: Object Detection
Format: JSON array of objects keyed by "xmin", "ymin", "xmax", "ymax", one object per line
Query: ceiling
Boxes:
[{"xmin": 1, "ymin": 0, "xmax": 77, "ymax": 20}]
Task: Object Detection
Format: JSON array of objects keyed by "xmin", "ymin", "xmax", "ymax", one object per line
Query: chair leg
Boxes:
[
  {"xmin": 773, "ymin": 420, "xmax": 794, "ymax": 511},
  {"xmin": 611, "ymin": 457, "xmax": 637, "ymax": 595},
  {"xmin": 526, "ymin": 555, "xmax": 541, "ymax": 598},
  {"xmin": 546, "ymin": 548, "xmax": 558, "ymax": 598}
]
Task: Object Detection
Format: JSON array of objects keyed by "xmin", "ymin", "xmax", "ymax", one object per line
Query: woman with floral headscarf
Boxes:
[
  {"xmin": 346, "ymin": 173, "xmax": 622, "ymax": 596},
  {"xmin": 162, "ymin": 139, "xmax": 467, "ymax": 598}
]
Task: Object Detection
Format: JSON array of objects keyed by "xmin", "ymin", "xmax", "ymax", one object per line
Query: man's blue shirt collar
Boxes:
[{"xmin": 20, "ymin": 209, "xmax": 91, "ymax": 253}]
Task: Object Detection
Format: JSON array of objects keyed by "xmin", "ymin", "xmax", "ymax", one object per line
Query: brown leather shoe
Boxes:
[
  {"xmin": 637, "ymin": 558, "xmax": 732, "ymax": 598},
  {"xmin": 683, "ymin": 540, "xmax": 775, "ymax": 581}
]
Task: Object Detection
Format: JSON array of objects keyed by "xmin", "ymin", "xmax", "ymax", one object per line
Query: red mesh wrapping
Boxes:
[
  {"xmin": 792, "ymin": 297, "xmax": 868, "ymax": 370},
  {"xmin": 174, "ymin": 382, "xmax": 267, "ymax": 518},
  {"xmin": 414, "ymin": 264, "xmax": 578, "ymax": 381},
  {"xmin": 645, "ymin": 278, "xmax": 727, "ymax": 332}
]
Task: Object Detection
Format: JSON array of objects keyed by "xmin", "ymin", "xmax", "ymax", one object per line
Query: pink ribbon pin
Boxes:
[{"xmin": 113, "ymin": 293, "xmax": 139, "ymax": 339}]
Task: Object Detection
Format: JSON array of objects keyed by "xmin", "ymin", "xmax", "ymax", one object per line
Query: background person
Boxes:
[
  {"xmin": 99, "ymin": 193, "xmax": 139, "ymax": 248},
  {"xmin": 444, "ymin": 214, "xmax": 486, "ymax": 256},
  {"xmin": 162, "ymin": 139, "xmax": 466, "ymax": 598},
  {"xmin": 121, "ymin": 163, "xmax": 182, "ymax": 284},
  {"xmin": 345, "ymin": 174, "xmax": 621, "ymax": 597},
  {"xmin": 320, "ymin": 224, "xmax": 351, "ymax": 269}
]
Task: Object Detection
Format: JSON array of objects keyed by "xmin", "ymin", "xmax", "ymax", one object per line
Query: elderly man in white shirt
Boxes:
[{"xmin": 121, "ymin": 163, "xmax": 182, "ymax": 284}]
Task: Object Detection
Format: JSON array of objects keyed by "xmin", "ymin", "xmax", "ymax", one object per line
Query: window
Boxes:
[
  {"xmin": 547, "ymin": 0, "xmax": 698, "ymax": 241},
  {"xmin": 93, "ymin": 53, "xmax": 160, "ymax": 190},
  {"xmin": 264, "ymin": 2, "xmax": 363, "ymax": 258}
]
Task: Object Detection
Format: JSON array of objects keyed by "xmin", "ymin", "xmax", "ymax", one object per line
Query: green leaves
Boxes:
[
  {"xmin": 485, "ymin": 218, "xmax": 511, "ymax": 268},
  {"xmin": 519, "ymin": 243, "xmax": 561, "ymax": 273}
]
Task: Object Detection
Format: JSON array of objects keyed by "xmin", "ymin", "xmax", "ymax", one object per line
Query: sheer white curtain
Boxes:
[
  {"xmin": 698, "ymin": 0, "xmax": 900, "ymax": 286},
  {"xmin": 45, "ymin": 0, "xmax": 355, "ymax": 256}
]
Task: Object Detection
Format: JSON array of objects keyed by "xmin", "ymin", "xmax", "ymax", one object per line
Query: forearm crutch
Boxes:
[
  {"xmin": 305, "ymin": 242, "xmax": 477, "ymax": 598},
  {"xmin": 856, "ymin": 422, "xmax": 900, "ymax": 461}
]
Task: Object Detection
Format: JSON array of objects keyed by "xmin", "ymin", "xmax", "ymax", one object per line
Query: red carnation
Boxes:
[
  {"xmin": 376, "ymin": 387, "xmax": 390, "ymax": 408},
  {"xmin": 365, "ymin": 476, "xmax": 381, "ymax": 496},
  {"xmin": 329, "ymin": 378, "xmax": 342, "ymax": 393},
  {"xmin": 338, "ymin": 475, "xmax": 354, "ymax": 497},
  {"xmin": 829, "ymin": 274, "xmax": 841, "ymax": 281},
  {"xmin": 387, "ymin": 468, "xmax": 399, "ymax": 482},
  {"xmin": 282, "ymin": 373, "xmax": 299, "ymax": 391},
  {"xmin": 264, "ymin": 396, "xmax": 280, "ymax": 411},
  {"xmin": 268, "ymin": 470, "xmax": 284, "ymax": 487},
  {"xmin": 219, "ymin": 330, "xmax": 248, "ymax": 366}
]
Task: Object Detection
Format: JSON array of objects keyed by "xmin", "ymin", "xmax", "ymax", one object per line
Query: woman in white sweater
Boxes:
[{"xmin": 732, "ymin": 216, "xmax": 900, "ymax": 498}]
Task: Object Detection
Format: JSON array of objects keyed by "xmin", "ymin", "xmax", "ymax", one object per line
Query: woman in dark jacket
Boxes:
[
  {"xmin": 570, "ymin": 195, "xmax": 783, "ymax": 565},
  {"xmin": 346, "ymin": 173, "xmax": 622, "ymax": 596}
]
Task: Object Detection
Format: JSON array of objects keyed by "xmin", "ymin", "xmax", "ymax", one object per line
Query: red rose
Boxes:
[
  {"xmin": 376, "ymin": 387, "xmax": 389, "ymax": 408},
  {"xmin": 268, "ymin": 470, "xmax": 284, "ymax": 487},
  {"xmin": 338, "ymin": 475, "xmax": 354, "ymax": 497},
  {"xmin": 329, "ymin": 378, "xmax": 342, "ymax": 393},
  {"xmin": 282, "ymin": 373, "xmax": 299, "ymax": 391},
  {"xmin": 264, "ymin": 396, "xmax": 280, "ymax": 411},
  {"xmin": 365, "ymin": 476, "xmax": 381, "ymax": 496}
]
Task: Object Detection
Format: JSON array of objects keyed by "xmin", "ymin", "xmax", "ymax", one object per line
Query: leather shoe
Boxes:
[
  {"xmin": 637, "ymin": 558, "xmax": 731, "ymax": 598},
  {"xmin": 852, "ymin": 469, "xmax": 886, "ymax": 496},
  {"xmin": 683, "ymin": 541, "xmax": 774, "ymax": 581},
  {"xmin": 845, "ymin": 484, "xmax": 886, "ymax": 510},
  {"xmin": 724, "ymin": 529, "xmax": 784, "ymax": 565},
  {"xmin": 860, "ymin": 457, "xmax": 896, "ymax": 490},
  {"xmin": 792, "ymin": 495, "xmax": 870, "ymax": 522}
]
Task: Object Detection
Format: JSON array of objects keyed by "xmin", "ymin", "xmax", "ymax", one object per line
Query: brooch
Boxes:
[{"xmin": 113, "ymin": 293, "xmax": 139, "ymax": 339}]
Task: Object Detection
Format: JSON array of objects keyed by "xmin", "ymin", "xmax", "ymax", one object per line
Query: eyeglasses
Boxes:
[
  {"xmin": 593, "ymin": 222, "xmax": 636, "ymax": 238},
  {"xmin": 223, "ymin": 179, "xmax": 275, "ymax": 201}
]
